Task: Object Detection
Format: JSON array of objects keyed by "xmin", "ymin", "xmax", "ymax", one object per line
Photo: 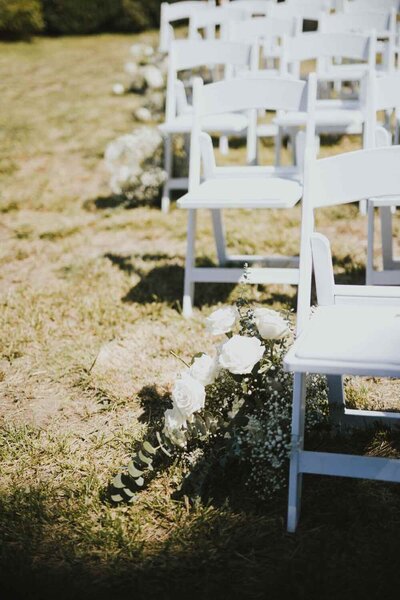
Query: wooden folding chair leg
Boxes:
[
  {"xmin": 287, "ymin": 372, "xmax": 307, "ymax": 533},
  {"xmin": 182, "ymin": 209, "xmax": 197, "ymax": 318},
  {"xmin": 211, "ymin": 209, "xmax": 227, "ymax": 266},
  {"xmin": 162, "ymin": 135, "xmax": 173, "ymax": 214}
]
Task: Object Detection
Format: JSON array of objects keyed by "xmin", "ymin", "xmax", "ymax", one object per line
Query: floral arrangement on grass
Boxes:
[
  {"xmin": 110, "ymin": 301, "xmax": 328, "ymax": 504},
  {"xmin": 104, "ymin": 127, "xmax": 166, "ymax": 205}
]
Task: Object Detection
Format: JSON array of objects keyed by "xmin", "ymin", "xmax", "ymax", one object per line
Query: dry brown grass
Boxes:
[{"xmin": 1, "ymin": 32, "xmax": 400, "ymax": 600}]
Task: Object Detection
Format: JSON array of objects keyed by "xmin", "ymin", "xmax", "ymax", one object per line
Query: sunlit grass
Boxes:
[{"xmin": 0, "ymin": 32, "xmax": 400, "ymax": 600}]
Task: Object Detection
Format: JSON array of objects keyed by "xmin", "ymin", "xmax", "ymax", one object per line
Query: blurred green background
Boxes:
[{"xmin": 0, "ymin": 0, "xmax": 170, "ymax": 38}]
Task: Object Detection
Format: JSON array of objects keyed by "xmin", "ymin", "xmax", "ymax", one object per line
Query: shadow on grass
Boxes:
[
  {"xmin": 104, "ymin": 249, "xmax": 365, "ymax": 313},
  {"xmin": 112, "ymin": 255, "xmax": 235, "ymax": 308},
  {"xmin": 83, "ymin": 195, "xmax": 161, "ymax": 211},
  {"xmin": 2, "ymin": 432, "xmax": 400, "ymax": 600},
  {"xmin": 137, "ymin": 385, "xmax": 171, "ymax": 425}
]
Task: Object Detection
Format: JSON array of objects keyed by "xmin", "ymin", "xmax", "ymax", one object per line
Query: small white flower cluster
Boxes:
[
  {"xmin": 164, "ymin": 305, "xmax": 291, "ymax": 440},
  {"xmin": 237, "ymin": 365, "xmax": 328, "ymax": 500},
  {"xmin": 105, "ymin": 127, "xmax": 166, "ymax": 203},
  {"xmin": 160, "ymin": 302, "xmax": 327, "ymax": 501},
  {"xmin": 113, "ymin": 42, "xmax": 167, "ymax": 123},
  {"xmin": 111, "ymin": 301, "xmax": 328, "ymax": 504}
]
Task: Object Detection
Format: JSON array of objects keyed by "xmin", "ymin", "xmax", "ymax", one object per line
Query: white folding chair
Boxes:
[
  {"xmin": 275, "ymin": 31, "xmax": 375, "ymax": 171},
  {"xmin": 365, "ymin": 70, "xmax": 400, "ymax": 285},
  {"xmin": 228, "ymin": 15, "xmax": 302, "ymax": 71},
  {"xmin": 285, "ymin": 145, "xmax": 400, "ymax": 532},
  {"xmin": 159, "ymin": 1, "xmax": 215, "ymax": 53},
  {"xmin": 269, "ymin": 0, "xmax": 333, "ymax": 27},
  {"xmin": 188, "ymin": 4, "xmax": 243, "ymax": 42},
  {"xmin": 227, "ymin": 16, "xmax": 302, "ymax": 147},
  {"xmin": 342, "ymin": 0, "xmax": 399, "ymax": 14},
  {"xmin": 223, "ymin": 0, "xmax": 272, "ymax": 17},
  {"xmin": 177, "ymin": 73, "xmax": 317, "ymax": 317},
  {"xmin": 320, "ymin": 10, "xmax": 396, "ymax": 77},
  {"xmin": 159, "ymin": 40, "xmax": 255, "ymax": 212}
]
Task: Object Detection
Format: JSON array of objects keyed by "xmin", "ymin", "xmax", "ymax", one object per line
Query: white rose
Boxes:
[
  {"xmin": 172, "ymin": 373, "xmax": 206, "ymax": 418},
  {"xmin": 164, "ymin": 406, "xmax": 186, "ymax": 432},
  {"xmin": 219, "ymin": 335, "xmax": 265, "ymax": 375},
  {"xmin": 253, "ymin": 308, "xmax": 289, "ymax": 340},
  {"xmin": 134, "ymin": 107, "xmax": 152, "ymax": 122},
  {"xmin": 189, "ymin": 354, "xmax": 219, "ymax": 386},
  {"xmin": 124, "ymin": 61, "xmax": 138, "ymax": 76},
  {"xmin": 206, "ymin": 306, "xmax": 239, "ymax": 336},
  {"xmin": 112, "ymin": 83, "xmax": 125, "ymax": 95},
  {"xmin": 142, "ymin": 65, "xmax": 164, "ymax": 89}
]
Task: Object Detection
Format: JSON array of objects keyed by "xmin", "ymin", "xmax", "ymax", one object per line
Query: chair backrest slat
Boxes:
[
  {"xmin": 162, "ymin": 0, "xmax": 209, "ymax": 22},
  {"xmin": 228, "ymin": 15, "xmax": 299, "ymax": 42},
  {"xmin": 343, "ymin": 0, "xmax": 398, "ymax": 14},
  {"xmin": 282, "ymin": 32, "xmax": 373, "ymax": 63},
  {"xmin": 224, "ymin": 0, "xmax": 272, "ymax": 17},
  {"xmin": 170, "ymin": 39, "xmax": 252, "ymax": 72},
  {"xmin": 188, "ymin": 5, "xmax": 242, "ymax": 38},
  {"xmin": 270, "ymin": 0, "xmax": 332, "ymax": 20},
  {"xmin": 310, "ymin": 147, "xmax": 400, "ymax": 208},
  {"xmin": 198, "ymin": 76, "xmax": 308, "ymax": 115},
  {"xmin": 320, "ymin": 11, "xmax": 394, "ymax": 36},
  {"xmin": 159, "ymin": 1, "xmax": 213, "ymax": 52},
  {"xmin": 165, "ymin": 40, "xmax": 254, "ymax": 122}
]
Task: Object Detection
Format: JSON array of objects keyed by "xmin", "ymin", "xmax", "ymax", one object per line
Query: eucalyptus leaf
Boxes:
[
  {"xmin": 193, "ymin": 414, "xmax": 207, "ymax": 436},
  {"xmin": 111, "ymin": 493, "xmax": 124, "ymax": 503},
  {"xmin": 137, "ymin": 450, "xmax": 153, "ymax": 468},
  {"xmin": 143, "ymin": 441, "xmax": 157, "ymax": 455},
  {"xmin": 112, "ymin": 473, "xmax": 126, "ymax": 489},
  {"xmin": 128, "ymin": 461, "xmax": 144, "ymax": 478}
]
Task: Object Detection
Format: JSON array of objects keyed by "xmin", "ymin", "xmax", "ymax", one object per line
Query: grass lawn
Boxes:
[{"xmin": 1, "ymin": 32, "xmax": 400, "ymax": 600}]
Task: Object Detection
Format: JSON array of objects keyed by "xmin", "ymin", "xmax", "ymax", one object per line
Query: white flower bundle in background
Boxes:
[{"xmin": 104, "ymin": 127, "xmax": 166, "ymax": 204}]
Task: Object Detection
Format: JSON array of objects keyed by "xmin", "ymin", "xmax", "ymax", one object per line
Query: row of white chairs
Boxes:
[
  {"xmin": 159, "ymin": 3, "xmax": 399, "ymax": 206},
  {"xmin": 160, "ymin": 30, "xmax": 389, "ymax": 211},
  {"xmin": 172, "ymin": 68, "xmax": 400, "ymax": 531},
  {"xmin": 159, "ymin": 0, "xmax": 399, "ymax": 52},
  {"xmin": 154, "ymin": 2, "xmax": 400, "ymax": 531},
  {"xmin": 176, "ymin": 67, "xmax": 400, "ymax": 315}
]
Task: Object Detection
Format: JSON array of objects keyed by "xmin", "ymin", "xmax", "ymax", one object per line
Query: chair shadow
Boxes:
[
  {"xmin": 115, "ymin": 257, "xmax": 235, "ymax": 309},
  {"xmin": 3, "ymin": 427, "xmax": 400, "ymax": 600},
  {"xmin": 83, "ymin": 195, "xmax": 161, "ymax": 211}
]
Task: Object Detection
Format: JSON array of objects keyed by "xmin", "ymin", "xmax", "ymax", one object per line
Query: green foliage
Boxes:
[
  {"xmin": 110, "ymin": 412, "xmax": 222, "ymax": 503},
  {"xmin": 119, "ymin": 0, "xmax": 162, "ymax": 30},
  {"xmin": 0, "ymin": 0, "xmax": 183, "ymax": 37},
  {"xmin": 0, "ymin": 0, "xmax": 44, "ymax": 38},
  {"xmin": 41, "ymin": 0, "xmax": 122, "ymax": 35},
  {"xmin": 41, "ymin": 0, "xmax": 167, "ymax": 35}
]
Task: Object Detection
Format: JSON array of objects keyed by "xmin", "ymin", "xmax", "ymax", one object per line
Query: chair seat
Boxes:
[
  {"xmin": 159, "ymin": 112, "xmax": 248, "ymax": 135},
  {"xmin": 275, "ymin": 108, "xmax": 364, "ymax": 128},
  {"xmin": 320, "ymin": 63, "xmax": 386, "ymax": 82},
  {"xmin": 177, "ymin": 176, "xmax": 303, "ymax": 209},
  {"xmin": 284, "ymin": 305, "xmax": 400, "ymax": 377}
]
